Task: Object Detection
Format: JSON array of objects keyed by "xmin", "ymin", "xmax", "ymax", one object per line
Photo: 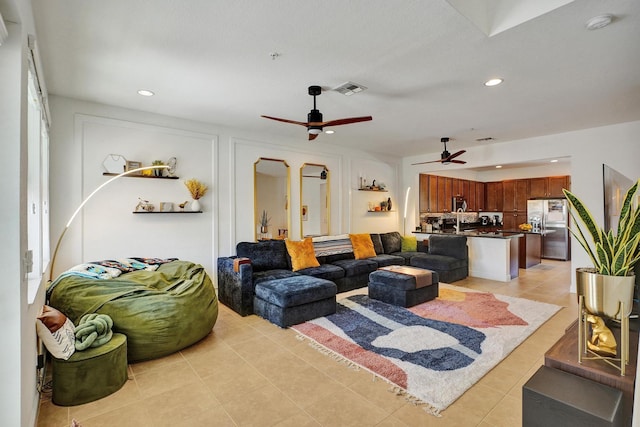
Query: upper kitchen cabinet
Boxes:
[
  {"xmin": 466, "ymin": 181, "xmax": 476, "ymax": 211},
  {"xmin": 485, "ymin": 181, "xmax": 503, "ymax": 212},
  {"xmin": 528, "ymin": 176, "xmax": 570, "ymax": 198},
  {"xmin": 419, "ymin": 174, "xmax": 429, "ymax": 212},
  {"xmin": 503, "ymin": 179, "xmax": 529, "ymax": 212},
  {"xmin": 475, "ymin": 182, "xmax": 485, "ymax": 211},
  {"xmin": 437, "ymin": 176, "xmax": 453, "ymax": 212}
]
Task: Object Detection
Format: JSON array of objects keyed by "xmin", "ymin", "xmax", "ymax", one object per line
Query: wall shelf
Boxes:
[
  {"xmin": 367, "ymin": 210, "xmax": 395, "ymax": 213},
  {"xmin": 132, "ymin": 211, "xmax": 202, "ymax": 214},
  {"xmin": 358, "ymin": 188, "xmax": 388, "ymax": 192},
  {"xmin": 103, "ymin": 172, "xmax": 179, "ymax": 180}
]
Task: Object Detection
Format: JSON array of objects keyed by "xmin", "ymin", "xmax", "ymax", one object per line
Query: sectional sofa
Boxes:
[{"xmin": 217, "ymin": 232, "xmax": 468, "ymax": 316}]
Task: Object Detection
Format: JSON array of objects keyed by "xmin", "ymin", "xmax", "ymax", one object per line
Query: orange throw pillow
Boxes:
[
  {"xmin": 349, "ymin": 233, "xmax": 376, "ymax": 259},
  {"xmin": 285, "ymin": 237, "xmax": 320, "ymax": 271}
]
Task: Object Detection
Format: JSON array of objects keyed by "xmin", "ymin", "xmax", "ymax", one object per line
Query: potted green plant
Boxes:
[
  {"xmin": 152, "ymin": 160, "xmax": 165, "ymax": 177},
  {"xmin": 563, "ymin": 179, "xmax": 640, "ymax": 319}
]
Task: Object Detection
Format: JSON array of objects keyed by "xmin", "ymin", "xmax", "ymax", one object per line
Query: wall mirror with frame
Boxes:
[
  {"xmin": 300, "ymin": 163, "xmax": 330, "ymax": 238},
  {"xmin": 254, "ymin": 158, "xmax": 290, "ymax": 241}
]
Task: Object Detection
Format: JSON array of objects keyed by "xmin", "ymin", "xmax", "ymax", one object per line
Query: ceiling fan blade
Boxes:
[
  {"xmin": 308, "ymin": 133, "xmax": 319, "ymax": 141},
  {"xmin": 323, "ymin": 116, "xmax": 373, "ymax": 127},
  {"xmin": 261, "ymin": 115, "xmax": 308, "ymax": 127},
  {"xmin": 450, "ymin": 159, "xmax": 467, "ymax": 164},
  {"xmin": 411, "ymin": 159, "xmax": 444, "ymax": 165},
  {"xmin": 447, "ymin": 150, "xmax": 466, "ymax": 160}
]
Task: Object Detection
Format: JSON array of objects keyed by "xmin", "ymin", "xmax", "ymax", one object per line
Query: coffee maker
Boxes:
[
  {"xmin": 480, "ymin": 216, "xmax": 489, "ymax": 225},
  {"xmin": 493, "ymin": 215, "xmax": 501, "ymax": 226}
]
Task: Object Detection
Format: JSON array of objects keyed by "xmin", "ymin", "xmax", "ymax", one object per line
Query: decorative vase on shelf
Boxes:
[
  {"xmin": 387, "ymin": 197, "xmax": 392, "ymax": 211},
  {"xmin": 191, "ymin": 199, "xmax": 201, "ymax": 212}
]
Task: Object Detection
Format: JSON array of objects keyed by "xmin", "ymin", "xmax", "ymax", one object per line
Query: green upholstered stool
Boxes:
[{"xmin": 52, "ymin": 333, "xmax": 128, "ymax": 406}]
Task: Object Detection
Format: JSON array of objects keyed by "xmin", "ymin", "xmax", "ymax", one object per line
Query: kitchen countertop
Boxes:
[
  {"xmin": 501, "ymin": 229, "xmax": 556, "ymax": 235},
  {"xmin": 412, "ymin": 230, "xmax": 524, "ymax": 239}
]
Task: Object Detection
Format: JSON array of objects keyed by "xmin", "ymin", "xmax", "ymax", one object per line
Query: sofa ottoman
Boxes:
[
  {"xmin": 368, "ymin": 266, "xmax": 439, "ymax": 307},
  {"xmin": 254, "ymin": 275, "xmax": 337, "ymax": 327}
]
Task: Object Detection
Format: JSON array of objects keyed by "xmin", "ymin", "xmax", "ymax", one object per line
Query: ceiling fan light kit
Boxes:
[{"xmin": 261, "ymin": 85, "xmax": 372, "ymax": 140}]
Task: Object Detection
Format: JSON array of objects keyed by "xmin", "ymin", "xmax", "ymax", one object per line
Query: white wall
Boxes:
[
  {"xmin": 77, "ymin": 115, "xmax": 215, "ymax": 272},
  {"xmin": 0, "ymin": 15, "xmax": 48, "ymax": 427}
]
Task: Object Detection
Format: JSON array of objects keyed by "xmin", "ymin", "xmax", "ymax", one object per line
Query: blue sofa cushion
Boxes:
[
  {"xmin": 410, "ymin": 254, "xmax": 467, "ymax": 270},
  {"xmin": 428, "ymin": 235, "xmax": 467, "ymax": 259},
  {"xmin": 370, "ymin": 234, "xmax": 384, "ymax": 255},
  {"xmin": 323, "ymin": 251, "xmax": 355, "ymax": 264},
  {"xmin": 368, "ymin": 254, "xmax": 405, "ymax": 267},
  {"xmin": 331, "ymin": 258, "xmax": 377, "ymax": 276},
  {"xmin": 237, "ymin": 240, "xmax": 289, "ymax": 272},
  {"xmin": 255, "ymin": 276, "xmax": 336, "ymax": 308},
  {"xmin": 253, "ymin": 269, "xmax": 300, "ymax": 286},
  {"xmin": 297, "ymin": 263, "xmax": 345, "ymax": 281},
  {"xmin": 391, "ymin": 251, "xmax": 425, "ymax": 262},
  {"xmin": 380, "ymin": 232, "xmax": 402, "ymax": 254}
]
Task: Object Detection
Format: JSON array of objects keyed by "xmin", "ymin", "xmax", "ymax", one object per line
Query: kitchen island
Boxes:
[{"xmin": 413, "ymin": 230, "xmax": 523, "ymax": 282}]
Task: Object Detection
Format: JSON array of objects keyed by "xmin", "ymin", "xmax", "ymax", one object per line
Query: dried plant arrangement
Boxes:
[{"xmin": 184, "ymin": 179, "xmax": 208, "ymax": 200}]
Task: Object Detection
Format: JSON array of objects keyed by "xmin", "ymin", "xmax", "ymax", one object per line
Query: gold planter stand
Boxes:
[
  {"xmin": 578, "ymin": 295, "xmax": 629, "ymax": 376},
  {"xmin": 576, "ymin": 268, "xmax": 635, "ymax": 376}
]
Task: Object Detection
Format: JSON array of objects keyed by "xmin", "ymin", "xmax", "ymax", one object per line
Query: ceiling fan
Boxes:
[
  {"xmin": 261, "ymin": 85, "xmax": 372, "ymax": 140},
  {"xmin": 412, "ymin": 137, "xmax": 466, "ymax": 165}
]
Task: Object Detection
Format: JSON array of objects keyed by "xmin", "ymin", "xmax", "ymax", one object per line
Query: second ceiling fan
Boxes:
[
  {"xmin": 261, "ymin": 85, "xmax": 372, "ymax": 140},
  {"xmin": 412, "ymin": 138, "xmax": 466, "ymax": 165}
]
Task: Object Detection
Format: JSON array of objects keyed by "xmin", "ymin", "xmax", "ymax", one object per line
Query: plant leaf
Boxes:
[{"xmin": 617, "ymin": 180, "xmax": 639, "ymax": 236}]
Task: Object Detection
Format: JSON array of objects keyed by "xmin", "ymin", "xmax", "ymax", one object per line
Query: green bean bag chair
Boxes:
[{"xmin": 48, "ymin": 260, "xmax": 218, "ymax": 362}]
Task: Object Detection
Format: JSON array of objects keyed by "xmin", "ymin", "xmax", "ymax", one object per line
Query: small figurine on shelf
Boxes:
[
  {"xmin": 387, "ymin": 197, "xmax": 392, "ymax": 210},
  {"xmin": 178, "ymin": 201, "xmax": 189, "ymax": 211},
  {"xmin": 135, "ymin": 198, "xmax": 155, "ymax": 212}
]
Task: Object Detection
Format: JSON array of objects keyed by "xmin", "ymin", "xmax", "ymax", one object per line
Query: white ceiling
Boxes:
[{"xmin": 11, "ymin": 0, "xmax": 640, "ymax": 157}]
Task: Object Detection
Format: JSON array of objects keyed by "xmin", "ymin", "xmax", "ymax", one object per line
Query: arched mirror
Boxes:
[
  {"xmin": 254, "ymin": 158, "xmax": 290, "ymax": 241},
  {"xmin": 300, "ymin": 163, "xmax": 330, "ymax": 238}
]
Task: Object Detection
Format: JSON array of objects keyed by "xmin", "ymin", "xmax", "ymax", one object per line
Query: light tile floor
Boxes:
[{"xmin": 37, "ymin": 260, "xmax": 576, "ymax": 427}]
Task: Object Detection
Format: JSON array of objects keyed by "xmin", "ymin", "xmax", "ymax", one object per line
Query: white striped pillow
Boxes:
[{"xmin": 312, "ymin": 234, "xmax": 354, "ymax": 257}]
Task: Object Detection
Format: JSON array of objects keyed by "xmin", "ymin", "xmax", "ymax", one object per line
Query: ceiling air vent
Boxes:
[{"xmin": 333, "ymin": 82, "xmax": 367, "ymax": 96}]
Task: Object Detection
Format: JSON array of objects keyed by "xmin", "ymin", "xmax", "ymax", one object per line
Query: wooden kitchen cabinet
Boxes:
[
  {"xmin": 437, "ymin": 176, "xmax": 452, "ymax": 212},
  {"xmin": 419, "ymin": 174, "xmax": 429, "ymax": 212},
  {"xmin": 476, "ymin": 182, "xmax": 485, "ymax": 211},
  {"xmin": 429, "ymin": 175, "xmax": 439, "ymax": 212},
  {"xmin": 503, "ymin": 179, "xmax": 529, "ymax": 212},
  {"xmin": 485, "ymin": 181, "xmax": 503, "ymax": 212},
  {"xmin": 548, "ymin": 176, "xmax": 570, "ymax": 197},
  {"xmin": 460, "ymin": 179, "xmax": 470, "ymax": 200},
  {"xmin": 516, "ymin": 179, "xmax": 529, "ymax": 210},
  {"xmin": 502, "ymin": 211, "xmax": 527, "ymax": 230},
  {"xmin": 528, "ymin": 177, "xmax": 547, "ymax": 198},
  {"xmin": 467, "ymin": 181, "xmax": 476, "ymax": 211},
  {"xmin": 528, "ymin": 176, "xmax": 570, "ymax": 198}
]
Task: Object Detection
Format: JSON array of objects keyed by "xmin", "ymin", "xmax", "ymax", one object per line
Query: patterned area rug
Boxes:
[{"xmin": 291, "ymin": 284, "xmax": 561, "ymax": 415}]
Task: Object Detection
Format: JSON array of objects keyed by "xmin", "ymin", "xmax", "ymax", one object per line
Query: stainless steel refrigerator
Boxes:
[{"xmin": 527, "ymin": 198, "xmax": 571, "ymax": 261}]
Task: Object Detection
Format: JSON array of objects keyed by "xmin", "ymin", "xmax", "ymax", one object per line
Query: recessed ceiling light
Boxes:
[
  {"xmin": 137, "ymin": 89, "xmax": 155, "ymax": 97},
  {"xmin": 484, "ymin": 78, "xmax": 503, "ymax": 87},
  {"xmin": 325, "ymin": 130, "xmax": 335, "ymax": 134},
  {"xmin": 550, "ymin": 159, "xmax": 558, "ymax": 163},
  {"xmin": 585, "ymin": 14, "xmax": 613, "ymax": 31},
  {"xmin": 495, "ymin": 165, "xmax": 502, "ymax": 169}
]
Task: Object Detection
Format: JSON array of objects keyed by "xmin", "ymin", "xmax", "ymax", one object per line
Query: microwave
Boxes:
[{"xmin": 452, "ymin": 196, "xmax": 467, "ymax": 212}]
